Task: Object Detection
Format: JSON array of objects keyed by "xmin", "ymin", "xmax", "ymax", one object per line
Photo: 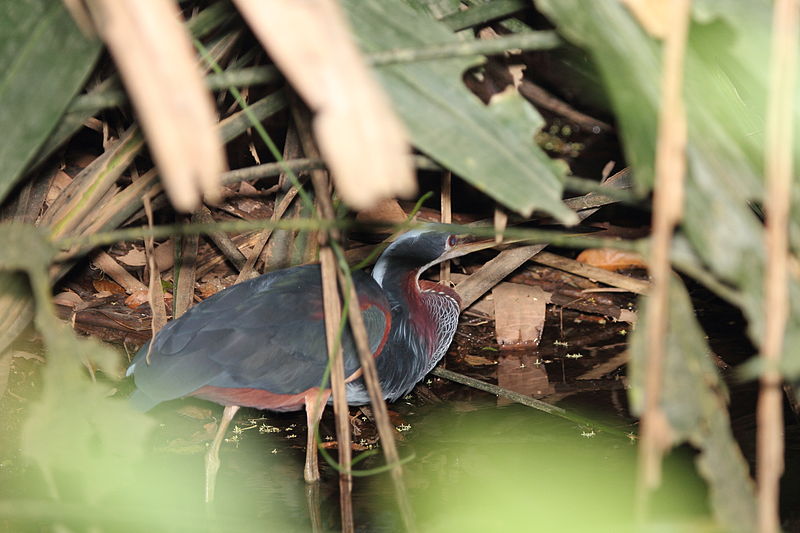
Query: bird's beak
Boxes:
[{"xmin": 438, "ymin": 234, "xmax": 498, "ymax": 263}]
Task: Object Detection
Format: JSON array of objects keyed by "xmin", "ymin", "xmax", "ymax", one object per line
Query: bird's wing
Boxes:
[{"xmin": 130, "ymin": 265, "xmax": 390, "ymax": 404}]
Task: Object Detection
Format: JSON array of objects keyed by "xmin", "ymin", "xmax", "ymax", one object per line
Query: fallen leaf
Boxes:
[
  {"xmin": 497, "ymin": 352, "xmax": 553, "ymax": 406},
  {"xmin": 576, "ymin": 248, "xmax": 648, "ymax": 271},
  {"xmin": 463, "ymin": 354, "xmax": 498, "ymax": 367},
  {"xmin": 124, "ymin": 288, "xmax": 150, "ymax": 309},
  {"xmin": 232, "ymin": 197, "xmax": 262, "ymax": 214},
  {"xmin": 356, "ymin": 198, "xmax": 409, "ymax": 224},
  {"xmin": 53, "ymin": 290, "xmax": 85, "ymax": 308},
  {"xmin": 153, "ymin": 240, "xmax": 175, "ymax": 272},
  {"xmin": 238, "ymin": 181, "xmax": 258, "ymax": 195},
  {"xmin": 117, "ymin": 247, "xmax": 146, "ymax": 267},
  {"xmin": 92, "ymin": 278, "xmax": 125, "ymax": 295},
  {"xmin": 197, "ymin": 278, "xmax": 227, "ymax": 299},
  {"xmin": 116, "ymin": 241, "xmax": 174, "ymax": 272},
  {"xmin": 45, "ymin": 169, "xmax": 73, "ymax": 207},
  {"xmin": 493, "ymin": 283, "xmax": 548, "ymax": 346}
]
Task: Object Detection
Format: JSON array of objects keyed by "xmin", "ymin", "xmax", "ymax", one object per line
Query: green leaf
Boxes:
[
  {"xmin": 534, "ymin": 0, "xmax": 771, "ymax": 195},
  {"xmin": 629, "ymin": 278, "xmax": 757, "ymax": 532},
  {"xmin": 20, "ymin": 328, "xmax": 156, "ymax": 503},
  {"xmin": 0, "ymin": 222, "xmax": 156, "ymax": 504},
  {"xmin": 0, "ymin": 0, "xmax": 101, "ymax": 203},
  {"xmin": 342, "ymin": 0, "xmax": 576, "ymax": 222},
  {"xmin": 404, "ymin": 0, "xmax": 462, "ymax": 18},
  {"xmin": 534, "ymin": 0, "xmax": 800, "ymax": 364},
  {"xmin": 0, "ymin": 223, "xmax": 55, "ymax": 273}
]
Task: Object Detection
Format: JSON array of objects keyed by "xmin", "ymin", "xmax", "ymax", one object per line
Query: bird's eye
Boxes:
[{"xmin": 447, "ymin": 235, "xmax": 457, "ymax": 248}]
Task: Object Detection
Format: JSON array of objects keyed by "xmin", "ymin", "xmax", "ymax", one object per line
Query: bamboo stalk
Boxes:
[
  {"xmin": 292, "ymin": 104, "xmax": 355, "ymax": 532},
  {"xmin": 757, "ymin": 0, "xmax": 798, "ymax": 531},
  {"xmin": 636, "ymin": 0, "xmax": 691, "ymax": 516}
]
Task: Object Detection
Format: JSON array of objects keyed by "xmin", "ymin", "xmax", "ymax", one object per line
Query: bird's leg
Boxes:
[
  {"xmin": 205, "ymin": 404, "xmax": 240, "ymax": 503},
  {"xmin": 303, "ymin": 389, "xmax": 331, "ymax": 483}
]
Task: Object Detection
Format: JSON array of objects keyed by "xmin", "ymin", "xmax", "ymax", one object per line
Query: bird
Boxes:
[{"xmin": 126, "ymin": 229, "xmax": 482, "ymax": 501}]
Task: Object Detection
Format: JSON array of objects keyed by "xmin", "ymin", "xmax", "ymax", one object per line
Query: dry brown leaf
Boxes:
[
  {"xmin": 53, "ymin": 290, "xmax": 85, "ymax": 308},
  {"xmin": 576, "ymin": 248, "xmax": 648, "ymax": 271},
  {"xmin": 116, "ymin": 240, "xmax": 174, "ymax": 271},
  {"xmin": 45, "ymin": 169, "xmax": 73, "ymax": 207},
  {"xmin": 116, "ymin": 248, "xmax": 146, "ymax": 267},
  {"xmin": 85, "ymin": 0, "xmax": 226, "ymax": 212},
  {"xmin": 497, "ymin": 352, "xmax": 553, "ymax": 406},
  {"xmin": 463, "ymin": 354, "xmax": 498, "ymax": 367},
  {"xmin": 233, "ymin": 0, "xmax": 416, "ymax": 210},
  {"xmin": 143, "ymin": 196, "xmax": 168, "ymax": 334},
  {"xmin": 356, "ymin": 199, "xmax": 409, "ymax": 224},
  {"xmin": 238, "ymin": 181, "xmax": 258, "ymax": 195},
  {"xmin": 492, "ymin": 283, "xmax": 549, "ymax": 346},
  {"xmin": 231, "ymin": 197, "xmax": 262, "ymax": 215},
  {"xmin": 124, "ymin": 288, "xmax": 150, "ymax": 309},
  {"xmin": 153, "ymin": 240, "xmax": 175, "ymax": 272},
  {"xmin": 197, "ymin": 278, "xmax": 227, "ymax": 299},
  {"xmin": 92, "ymin": 279, "xmax": 126, "ymax": 295}
]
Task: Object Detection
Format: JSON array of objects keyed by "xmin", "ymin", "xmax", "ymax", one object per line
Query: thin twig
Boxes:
[
  {"xmin": 519, "ymin": 80, "xmax": 612, "ymax": 132},
  {"xmin": 59, "ymin": 218, "xmax": 343, "ymax": 252},
  {"xmin": 194, "ymin": 40, "xmax": 315, "ymax": 213},
  {"xmin": 173, "ymin": 227, "xmax": 198, "ymax": 319},
  {"xmin": 454, "ymin": 170, "xmax": 634, "ymax": 310},
  {"xmin": 369, "ymin": 31, "xmax": 561, "ymax": 64},
  {"xmin": 90, "ymin": 251, "xmax": 148, "ymax": 294},
  {"xmin": 234, "ymin": 123, "xmax": 305, "ymax": 283},
  {"xmin": 430, "ymin": 367, "xmax": 633, "ymax": 439},
  {"xmin": 440, "ymin": 171, "xmax": 452, "ymax": 284},
  {"xmin": 143, "ymin": 195, "xmax": 167, "ymax": 365},
  {"xmin": 292, "ymin": 103, "xmax": 355, "ymax": 532},
  {"xmin": 758, "ymin": 0, "xmax": 798, "ymax": 531},
  {"xmin": 532, "ymin": 251, "xmax": 650, "ymax": 295},
  {"xmin": 193, "ymin": 205, "xmax": 247, "ymax": 271},
  {"xmin": 319, "ymin": 248, "xmax": 354, "ymax": 533},
  {"xmin": 335, "ymin": 255, "xmax": 417, "ymax": 532},
  {"xmin": 221, "ymin": 158, "xmax": 325, "ymax": 185},
  {"xmin": 636, "ymin": 0, "xmax": 691, "ymax": 514},
  {"xmin": 67, "ymin": 32, "xmax": 561, "ymax": 116},
  {"xmin": 233, "ymin": 186, "xmax": 299, "ymax": 284}
]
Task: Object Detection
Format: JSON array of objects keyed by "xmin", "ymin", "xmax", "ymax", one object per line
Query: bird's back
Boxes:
[{"xmin": 128, "ymin": 265, "xmax": 390, "ymax": 411}]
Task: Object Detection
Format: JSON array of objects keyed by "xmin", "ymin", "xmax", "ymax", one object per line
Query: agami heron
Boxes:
[{"xmin": 127, "ymin": 230, "xmax": 479, "ymax": 499}]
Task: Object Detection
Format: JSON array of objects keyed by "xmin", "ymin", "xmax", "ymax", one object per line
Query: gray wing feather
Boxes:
[{"xmin": 129, "ymin": 265, "xmax": 389, "ymax": 407}]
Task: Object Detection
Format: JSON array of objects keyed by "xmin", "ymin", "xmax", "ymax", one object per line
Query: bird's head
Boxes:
[{"xmin": 371, "ymin": 228, "xmax": 491, "ymax": 285}]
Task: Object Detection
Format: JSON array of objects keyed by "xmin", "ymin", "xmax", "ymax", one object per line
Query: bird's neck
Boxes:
[
  {"xmin": 376, "ymin": 263, "xmax": 431, "ymax": 323},
  {"xmin": 372, "ymin": 266, "xmax": 461, "ymax": 400},
  {"xmin": 375, "ymin": 261, "xmax": 461, "ymax": 332}
]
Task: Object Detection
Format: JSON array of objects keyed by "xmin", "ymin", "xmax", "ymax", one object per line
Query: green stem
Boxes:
[
  {"xmin": 369, "ymin": 31, "xmax": 561, "ymax": 65},
  {"xmin": 58, "ymin": 218, "xmax": 344, "ymax": 252},
  {"xmin": 439, "ymin": 0, "xmax": 528, "ymax": 31}
]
